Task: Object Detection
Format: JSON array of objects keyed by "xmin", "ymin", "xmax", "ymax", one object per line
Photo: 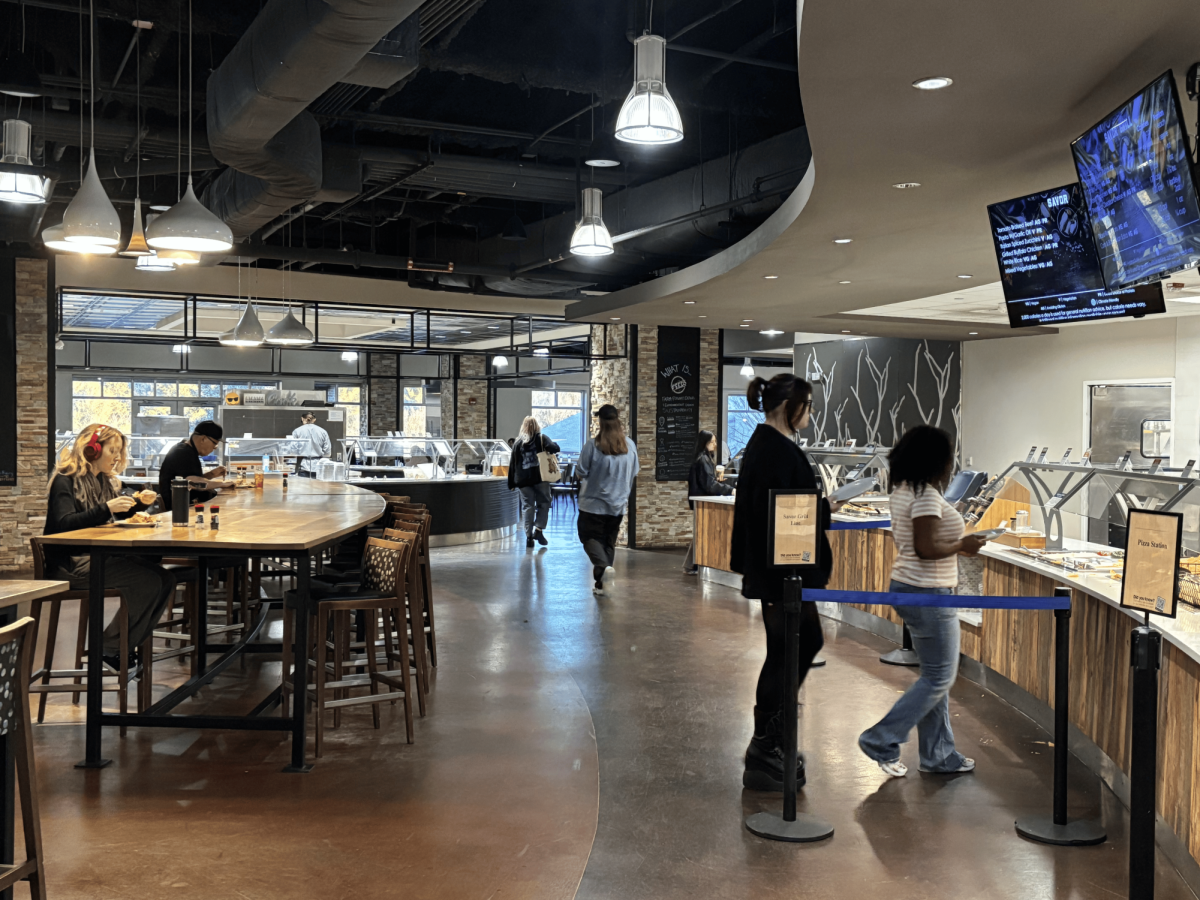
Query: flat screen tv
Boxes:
[
  {"xmin": 1071, "ymin": 70, "xmax": 1200, "ymax": 289},
  {"xmin": 987, "ymin": 182, "xmax": 1167, "ymax": 327}
]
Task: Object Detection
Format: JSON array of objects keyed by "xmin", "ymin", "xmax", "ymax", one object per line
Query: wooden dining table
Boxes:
[{"xmin": 37, "ymin": 479, "xmax": 386, "ymax": 773}]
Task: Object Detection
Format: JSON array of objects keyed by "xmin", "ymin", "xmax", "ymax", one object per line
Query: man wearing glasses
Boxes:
[{"xmin": 158, "ymin": 420, "xmax": 228, "ymax": 511}]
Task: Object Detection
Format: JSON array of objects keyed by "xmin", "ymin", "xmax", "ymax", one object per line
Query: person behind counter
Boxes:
[
  {"xmin": 507, "ymin": 416, "xmax": 560, "ymax": 548},
  {"xmin": 292, "ymin": 412, "xmax": 332, "ymax": 478},
  {"xmin": 857, "ymin": 425, "xmax": 986, "ymax": 778},
  {"xmin": 683, "ymin": 429, "xmax": 732, "ymax": 575},
  {"xmin": 44, "ymin": 424, "xmax": 176, "ymax": 667},
  {"xmin": 576, "ymin": 404, "xmax": 640, "ymax": 596},
  {"xmin": 158, "ymin": 420, "xmax": 226, "ymax": 511},
  {"xmin": 731, "ymin": 374, "xmax": 832, "ymax": 793}
]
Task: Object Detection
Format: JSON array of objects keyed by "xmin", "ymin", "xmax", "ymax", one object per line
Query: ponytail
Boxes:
[
  {"xmin": 746, "ymin": 377, "xmax": 769, "ymax": 412},
  {"xmin": 747, "ymin": 373, "xmax": 814, "ymax": 431}
]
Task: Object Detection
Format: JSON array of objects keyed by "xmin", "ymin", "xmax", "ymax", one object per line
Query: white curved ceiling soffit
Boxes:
[{"xmin": 566, "ymin": 0, "xmax": 1200, "ymax": 341}]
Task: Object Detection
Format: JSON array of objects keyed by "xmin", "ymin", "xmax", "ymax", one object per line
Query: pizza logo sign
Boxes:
[{"xmin": 661, "ymin": 363, "xmax": 692, "ymax": 394}]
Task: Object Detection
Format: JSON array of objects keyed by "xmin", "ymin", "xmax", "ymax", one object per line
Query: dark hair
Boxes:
[
  {"xmin": 888, "ymin": 425, "xmax": 954, "ymax": 495},
  {"xmin": 193, "ymin": 420, "xmax": 223, "ymax": 441},
  {"xmin": 693, "ymin": 430, "xmax": 716, "ymax": 461},
  {"xmin": 596, "ymin": 409, "xmax": 629, "ymax": 455},
  {"xmin": 747, "ymin": 373, "xmax": 813, "ymax": 431}
]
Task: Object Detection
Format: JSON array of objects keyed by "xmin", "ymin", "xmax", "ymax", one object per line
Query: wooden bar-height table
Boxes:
[{"xmin": 37, "ymin": 480, "xmax": 386, "ymax": 773}]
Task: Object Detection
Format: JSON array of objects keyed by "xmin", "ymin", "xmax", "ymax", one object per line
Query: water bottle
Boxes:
[{"xmin": 171, "ymin": 478, "xmax": 190, "ymax": 526}]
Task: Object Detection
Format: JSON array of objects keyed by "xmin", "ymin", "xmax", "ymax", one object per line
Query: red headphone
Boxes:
[{"xmin": 82, "ymin": 427, "xmax": 106, "ymax": 462}]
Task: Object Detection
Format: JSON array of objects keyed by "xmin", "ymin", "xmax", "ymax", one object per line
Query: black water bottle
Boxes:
[{"xmin": 171, "ymin": 478, "xmax": 190, "ymax": 526}]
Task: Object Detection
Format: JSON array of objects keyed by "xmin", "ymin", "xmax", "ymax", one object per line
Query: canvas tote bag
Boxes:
[{"xmin": 536, "ymin": 434, "xmax": 562, "ymax": 483}]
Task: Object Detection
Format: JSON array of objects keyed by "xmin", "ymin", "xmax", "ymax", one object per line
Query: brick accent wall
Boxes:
[
  {"xmin": 455, "ymin": 355, "xmax": 488, "ymax": 439},
  {"xmin": 630, "ymin": 326, "xmax": 721, "ymax": 550},
  {"xmin": 0, "ymin": 259, "xmax": 49, "ymax": 574},
  {"xmin": 368, "ymin": 352, "xmax": 398, "ymax": 433},
  {"xmin": 438, "ymin": 355, "xmax": 453, "ymax": 438},
  {"xmin": 588, "ymin": 326, "xmax": 632, "ymax": 546}
]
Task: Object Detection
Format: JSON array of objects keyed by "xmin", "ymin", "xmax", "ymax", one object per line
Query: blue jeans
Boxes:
[
  {"xmin": 519, "ymin": 483, "xmax": 552, "ymax": 536},
  {"xmin": 858, "ymin": 579, "xmax": 967, "ymax": 772}
]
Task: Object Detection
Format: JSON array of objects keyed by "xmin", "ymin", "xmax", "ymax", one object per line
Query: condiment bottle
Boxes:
[
  {"xmin": 194, "ymin": 504, "xmax": 205, "ymax": 527},
  {"xmin": 210, "ymin": 505, "xmax": 219, "ymax": 530}
]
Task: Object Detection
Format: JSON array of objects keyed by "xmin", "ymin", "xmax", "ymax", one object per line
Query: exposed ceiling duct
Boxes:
[{"xmin": 202, "ymin": 0, "xmax": 424, "ymax": 238}]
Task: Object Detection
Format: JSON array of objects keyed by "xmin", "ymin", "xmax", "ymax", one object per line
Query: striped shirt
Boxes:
[{"xmin": 889, "ymin": 483, "xmax": 963, "ymax": 588}]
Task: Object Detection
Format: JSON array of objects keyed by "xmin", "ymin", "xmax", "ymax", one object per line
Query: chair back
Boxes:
[
  {"xmin": 0, "ymin": 618, "xmax": 34, "ymax": 734},
  {"xmin": 361, "ymin": 538, "xmax": 409, "ymax": 597},
  {"xmin": 28, "ymin": 539, "xmax": 45, "ymax": 580}
]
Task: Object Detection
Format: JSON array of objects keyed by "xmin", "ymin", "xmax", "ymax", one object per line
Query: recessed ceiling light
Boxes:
[
  {"xmin": 610, "ymin": 317, "xmax": 621, "ymax": 320},
  {"xmin": 833, "ymin": 238, "xmax": 853, "ymax": 244},
  {"xmin": 842, "ymin": 330, "xmax": 851, "ymax": 333},
  {"xmin": 460, "ymin": 330, "xmax": 471, "ymax": 334},
  {"xmin": 683, "ymin": 300, "xmax": 696, "ymax": 304},
  {"xmin": 742, "ymin": 319, "xmax": 753, "ymax": 322},
  {"xmin": 759, "ymin": 329, "xmax": 784, "ymax": 336},
  {"xmin": 957, "ymin": 274, "xmax": 972, "ymax": 279},
  {"xmin": 912, "ymin": 76, "xmax": 953, "ymax": 90},
  {"xmin": 487, "ymin": 325, "xmax": 501, "ymax": 330},
  {"xmin": 739, "ymin": 324, "xmax": 750, "ymax": 327},
  {"xmin": 698, "ymin": 315, "xmax": 707, "ymax": 318},
  {"xmin": 892, "ymin": 182, "xmax": 921, "ymax": 189},
  {"xmin": 838, "ymin": 280, "xmax": 852, "ymax": 284},
  {"xmin": 149, "ymin": 204, "xmax": 170, "ymax": 212},
  {"xmin": 763, "ymin": 275, "xmax": 779, "ymax": 280},
  {"xmin": 969, "ymin": 332, "xmax": 978, "ymax": 335}
]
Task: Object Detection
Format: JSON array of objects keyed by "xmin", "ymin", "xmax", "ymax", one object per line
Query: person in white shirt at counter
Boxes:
[{"xmin": 292, "ymin": 413, "xmax": 332, "ymax": 478}]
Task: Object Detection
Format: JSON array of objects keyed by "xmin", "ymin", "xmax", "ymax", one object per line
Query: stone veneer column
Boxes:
[
  {"xmin": 367, "ymin": 352, "xmax": 398, "ymax": 433},
  {"xmin": 588, "ymin": 325, "xmax": 631, "ymax": 545},
  {"xmin": 455, "ymin": 355, "xmax": 489, "ymax": 438},
  {"xmin": 0, "ymin": 259, "xmax": 49, "ymax": 574}
]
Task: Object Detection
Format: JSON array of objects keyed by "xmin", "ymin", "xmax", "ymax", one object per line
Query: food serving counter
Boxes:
[
  {"xmin": 346, "ymin": 474, "xmax": 518, "ymax": 546},
  {"xmin": 690, "ymin": 462, "xmax": 1200, "ymax": 887}
]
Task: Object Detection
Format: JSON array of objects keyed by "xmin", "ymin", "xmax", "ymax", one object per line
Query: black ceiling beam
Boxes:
[
  {"xmin": 666, "ymin": 0, "xmax": 747, "ymax": 41},
  {"xmin": 667, "ymin": 43, "xmax": 796, "ymax": 72},
  {"xmin": 314, "ymin": 110, "xmax": 580, "ymax": 146}
]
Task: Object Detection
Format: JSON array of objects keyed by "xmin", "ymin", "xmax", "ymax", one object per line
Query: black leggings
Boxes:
[{"xmin": 755, "ymin": 600, "xmax": 825, "ymax": 715}]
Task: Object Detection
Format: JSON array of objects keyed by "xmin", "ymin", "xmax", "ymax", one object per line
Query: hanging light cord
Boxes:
[
  {"xmin": 88, "ymin": 0, "xmax": 94, "ymax": 152},
  {"xmin": 188, "ymin": 0, "xmax": 193, "ymax": 176},
  {"xmin": 135, "ymin": 0, "xmax": 140, "ymax": 190}
]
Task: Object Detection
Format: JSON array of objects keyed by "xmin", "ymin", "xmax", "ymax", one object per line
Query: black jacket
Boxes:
[
  {"xmin": 687, "ymin": 453, "xmax": 733, "ymax": 509},
  {"xmin": 730, "ymin": 424, "xmax": 832, "ymax": 601},
  {"xmin": 158, "ymin": 439, "xmax": 215, "ymax": 511},
  {"xmin": 44, "ymin": 472, "xmax": 148, "ymax": 565},
  {"xmin": 507, "ymin": 434, "xmax": 561, "ymax": 489}
]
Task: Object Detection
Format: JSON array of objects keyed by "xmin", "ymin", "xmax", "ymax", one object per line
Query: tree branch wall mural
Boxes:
[{"xmin": 795, "ymin": 337, "xmax": 962, "ymax": 454}]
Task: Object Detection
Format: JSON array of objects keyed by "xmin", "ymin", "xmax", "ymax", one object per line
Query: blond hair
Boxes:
[
  {"xmin": 518, "ymin": 416, "xmax": 541, "ymax": 442},
  {"xmin": 50, "ymin": 424, "xmax": 127, "ymax": 505}
]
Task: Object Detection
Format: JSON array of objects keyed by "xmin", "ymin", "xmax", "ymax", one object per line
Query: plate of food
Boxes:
[{"xmin": 111, "ymin": 511, "xmax": 160, "ymax": 528}]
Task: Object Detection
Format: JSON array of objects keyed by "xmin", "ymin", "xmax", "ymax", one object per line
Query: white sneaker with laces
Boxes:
[
  {"xmin": 878, "ymin": 759, "xmax": 908, "ymax": 778},
  {"xmin": 603, "ymin": 565, "xmax": 615, "ymax": 582},
  {"xmin": 920, "ymin": 757, "xmax": 975, "ymax": 774}
]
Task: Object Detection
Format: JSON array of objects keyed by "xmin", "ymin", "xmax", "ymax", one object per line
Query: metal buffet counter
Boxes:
[
  {"xmin": 691, "ymin": 458, "xmax": 1200, "ymax": 888},
  {"xmin": 346, "ymin": 474, "xmax": 518, "ymax": 546}
]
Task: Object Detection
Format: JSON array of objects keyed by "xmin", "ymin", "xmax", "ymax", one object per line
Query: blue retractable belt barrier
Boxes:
[
  {"xmin": 805, "ymin": 589, "xmax": 1070, "ymax": 610},
  {"xmin": 830, "ymin": 520, "xmax": 891, "ymax": 531}
]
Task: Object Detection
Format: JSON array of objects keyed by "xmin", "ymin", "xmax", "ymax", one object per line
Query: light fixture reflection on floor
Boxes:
[
  {"xmin": 569, "ymin": 187, "xmax": 614, "ymax": 257},
  {"xmin": 615, "ymin": 35, "xmax": 683, "ymax": 145},
  {"xmin": 740, "ymin": 358, "xmax": 754, "ymax": 378}
]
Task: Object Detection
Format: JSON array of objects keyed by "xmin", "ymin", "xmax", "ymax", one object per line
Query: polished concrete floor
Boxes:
[{"xmin": 27, "ymin": 507, "xmax": 1199, "ymax": 899}]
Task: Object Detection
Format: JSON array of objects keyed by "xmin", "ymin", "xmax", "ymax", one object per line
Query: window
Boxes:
[
  {"xmin": 72, "ymin": 379, "xmax": 131, "ymax": 433},
  {"xmin": 402, "ymin": 385, "xmax": 429, "ymax": 435},
  {"xmin": 155, "ymin": 382, "xmax": 178, "ymax": 397},
  {"xmin": 69, "ymin": 377, "xmax": 278, "ymax": 436},
  {"xmin": 182, "ymin": 406, "xmax": 215, "ymax": 426},
  {"xmin": 178, "ymin": 383, "xmax": 200, "ymax": 398},
  {"xmin": 726, "ymin": 394, "xmax": 764, "ymax": 460},
  {"xmin": 317, "ymin": 384, "xmax": 364, "ymax": 437},
  {"xmin": 533, "ymin": 390, "xmax": 585, "ymax": 455}
]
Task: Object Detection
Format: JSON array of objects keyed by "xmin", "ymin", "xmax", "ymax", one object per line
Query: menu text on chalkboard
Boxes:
[
  {"xmin": 0, "ymin": 260, "xmax": 15, "ymax": 487},
  {"xmin": 655, "ymin": 326, "xmax": 700, "ymax": 481}
]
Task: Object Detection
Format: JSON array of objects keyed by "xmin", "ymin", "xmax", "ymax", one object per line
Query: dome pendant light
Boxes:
[
  {"xmin": 615, "ymin": 35, "xmax": 683, "ymax": 145},
  {"xmin": 220, "ymin": 301, "xmax": 265, "ymax": 347},
  {"xmin": 501, "ymin": 214, "xmax": 527, "ymax": 241},
  {"xmin": 569, "ymin": 187, "xmax": 614, "ymax": 257},
  {"xmin": 135, "ymin": 251, "xmax": 175, "ymax": 272},
  {"xmin": 0, "ymin": 119, "xmax": 49, "ymax": 203},
  {"xmin": 62, "ymin": 148, "xmax": 122, "ymax": 245},
  {"xmin": 265, "ymin": 307, "xmax": 315, "ymax": 346},
  {"xmin": 42, "ymin": 221, "xmax": 116, "ymax": 255},
  {"xmin": 120, "ymin": 197, "xmax": 152, "ymax": 256},
  {"xmin": 156, "ymin": 248, "xmax": 200, "ymax": 265},
  {"xmin": 146, "ymin": 177, "xmax": 233, "ymax": 252},
  {"xmin": 740, "ymin": 358, "xmax": 755, "ymax": 378}
]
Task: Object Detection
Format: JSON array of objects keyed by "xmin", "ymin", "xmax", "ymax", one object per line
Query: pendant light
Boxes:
[
  {"xmin": 265, "ymin": 308, "xmax": 314, "ymax": 345},
  {"xmin": 42, "ymin": 221, "xmax": 116, "ymax": 255},
  {"xmin": 219, "ymin": 260, "xmax": 264, "ymax": 347},
  {"xmin": 120, "ymin": 19, "xmax": 151, "ymax": 257},
  {"xmin": 135, "ymin": 251, "xmax": 175, "ymax": 272},
  {"xmin": 615, "ymin": 35, "xmax": 683, "ymax": 145},
  {"xmin": 501, "ymin": 214, "xmax": 527, "ymax": 241},
  {"xmin": 0, "ymin": 50, "xmax": 42, "ymax": 98},
  {"xmin": 157, "ymin": 249, "xmax": 200, "ymax": 265},
  {"xmin": 145, "ymin": 0, "xmax": 232, "ymax": 253},
  {"xmin": 584, "ymin": 130, "xmax": 622, "ymax": 167},
  {"xmin": 493, "ymin": 355, "xmax": 509, "ymax": 368},
  {"xmin": 569, "ymin": 187, "xmax": 614, "ymax": 257},
  {"xmin": 740, "ymin": 358, "xmax": 755, "ymax": 378},
  {"xmin": 0, "ymin": 119, "xmax": 49, "ymax": 203},
  {"xmin": 60, "ymin": 0, "xmax": 121, "ymax": 246}
]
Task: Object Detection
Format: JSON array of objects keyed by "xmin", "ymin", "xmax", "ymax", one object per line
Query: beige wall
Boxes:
[{"xmin": 961, "ymin": 315, "xmax": 1190, "ymax": 479}]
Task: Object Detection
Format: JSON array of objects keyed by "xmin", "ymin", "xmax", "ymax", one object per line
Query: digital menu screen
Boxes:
[
  {"xmin": 988, "ymin": 183, "xmax": 1166, "ymax": 327},
  {"xmin": 1071, "ymin": 70, "xmax": 1200, "ymax": 289}
]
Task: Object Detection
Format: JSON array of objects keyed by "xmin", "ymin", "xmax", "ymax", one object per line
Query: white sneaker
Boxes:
[
  {"xmin": 920, "ymin": 757, "xmax": 975, "ymax": 774},
  {"xmin": 878, "ymin": 759, "xmax": 908, "ymax": 778},
  {"xmin": 603, "ymin": 565, "xmax": 615, "ymax": 582}
]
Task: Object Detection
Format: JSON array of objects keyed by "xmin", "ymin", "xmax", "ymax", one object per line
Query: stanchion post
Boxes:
[
  {"xmin": 1014, "ymin": 586, "xmax": 1106, "ymax": 846},
  {"xmin": 880, "ymin": 624, "xmax": 920, "ymax": 667},
  {"xmin": 1129, "ymin": 620, "xmax": 1161, "ymax": 900},
  {"xmin": 744, "ymin": 577, "xmax": 834, "ymax": 843}
]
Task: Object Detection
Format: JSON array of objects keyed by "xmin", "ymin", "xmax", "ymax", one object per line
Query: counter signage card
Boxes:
[
  {"xmin": 1060, "ymin": 448, "xmax": 1073, "ymax": 464},
  {"xmin": 1045, "ymin": 491, "xmax": 1066, "ymax": 510},
  {"xmin": 1185, "ymin": 460, "xmax": 1197, "ymax": 478},
  {"xmin": 1025, "ymin": 446, "xmax": 1037, "ymax": 462},
  {"xmin": 768, "ymin": 489, "xmax": 822, "ymax": 570},
  {"xmin": 0, "ymin": 259, "xmax": 13, "ymax": 487},
  {"xmin": 1149, "ymin": 458, "xmax": 1163, "ymax": 475},
  {"xmin": 1037, "ymin": 448, "xmax": 1050, "ymax": 464},
  {"xmin": 654, "ymin": 326, "xmax": 701, "ymax": 482},
  {"xmin": 1120, "ymin": 509, "xmax": 1183, "ymax": 618}
]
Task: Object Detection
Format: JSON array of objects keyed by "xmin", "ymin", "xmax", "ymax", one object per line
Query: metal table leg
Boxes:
[
  {"xmin": 77, "ymin": 548, "xmax": 112, "ymax": 769},
  {"xmin": 284, "ymin": 551, "xmax": 312, "ymax": 773}
]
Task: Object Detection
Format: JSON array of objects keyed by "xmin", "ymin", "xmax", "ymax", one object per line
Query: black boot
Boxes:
[{"xmin": 742, "ymin": 705, "xmax": 806, "ymax": 792}]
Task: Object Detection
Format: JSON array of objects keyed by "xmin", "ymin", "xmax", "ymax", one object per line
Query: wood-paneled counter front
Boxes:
[{"xmin": 691, "ymin": 497, "xmax": 1200, "ymax": 882}]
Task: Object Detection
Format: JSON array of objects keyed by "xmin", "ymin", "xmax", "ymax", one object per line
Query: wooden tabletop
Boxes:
[
  {"xmin": 37, "ymin": 479, "xmax": 387, "ymax": 552},
  {"xmin": 0, "ymin": 580, "xmax": 69, "ymax": 607}
]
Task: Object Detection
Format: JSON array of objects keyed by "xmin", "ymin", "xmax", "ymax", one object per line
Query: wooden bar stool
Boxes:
[
  {"xmin": 389, "ymin": 510, "xmax": 437, "ymax": 667},
  {"xmin": 382, "ymin": 528, "xmax": 431, "ymax": 707},
  {"xmin": 0, "ymin": 617, "xmax": 48, "ymax": 900}
]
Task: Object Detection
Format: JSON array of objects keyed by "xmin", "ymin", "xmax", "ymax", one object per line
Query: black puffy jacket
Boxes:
[{"xmin": 507, "ymin": 434, "xmax": 561, "ymax": 489}]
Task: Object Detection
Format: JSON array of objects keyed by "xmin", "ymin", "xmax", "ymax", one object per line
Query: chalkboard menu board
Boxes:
[
  {"xmin": 655, "ymin": 326, "xmax": 700, "ymax": 481},
  {"xmin": 0, "ymin": 260, "xmax": 15, "ymax": 487}
]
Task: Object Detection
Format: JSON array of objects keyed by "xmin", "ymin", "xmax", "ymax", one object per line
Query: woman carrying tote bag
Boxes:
[{"xmin": 507, "ymin": 416, "xmax": 561, "ymax": 548}]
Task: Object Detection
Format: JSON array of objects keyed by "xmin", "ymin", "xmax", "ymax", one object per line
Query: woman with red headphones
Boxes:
[{"xmin": 42, "ymin": 424, "xmax": 176, "ymax": 669}]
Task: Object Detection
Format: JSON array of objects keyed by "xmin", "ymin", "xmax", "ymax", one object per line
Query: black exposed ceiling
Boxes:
[{"xmin": 0, "ymin": 0, "xmax": 803, "ymax": 298}]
